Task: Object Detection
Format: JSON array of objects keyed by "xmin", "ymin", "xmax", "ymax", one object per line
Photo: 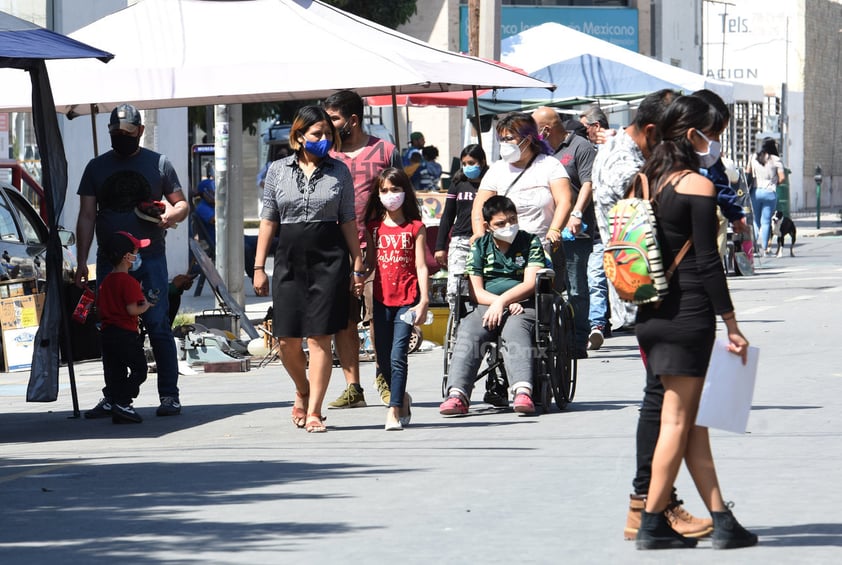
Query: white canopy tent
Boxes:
[
  {"xmin": 475, "ymin": 22, "xmax": 764, "ymax": 115},
  {"xmin": 0, "ymin": 0, "xmax": 553, "ymax": 116}
]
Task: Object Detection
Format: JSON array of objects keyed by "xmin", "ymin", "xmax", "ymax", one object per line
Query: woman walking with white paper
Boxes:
[{"xmin": 629, "ymin": 96, "xmax": 757, "ymax": 551}]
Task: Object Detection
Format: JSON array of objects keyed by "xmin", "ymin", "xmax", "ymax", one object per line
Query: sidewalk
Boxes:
[{"xmin": 791, "ymin": 212, "xmax": 842, "ymax": 237}]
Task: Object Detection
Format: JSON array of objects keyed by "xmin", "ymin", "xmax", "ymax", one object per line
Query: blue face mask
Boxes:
[
  {"xmin": 130, "ymin": 252, "xmax": 142, "ymax": 272},
  {"xmin": 304, "ymin": 139, "xmax": 332, "ymax": 158},
  {"xmin": 463, "ymin": 164, "xmax": 482, "ymax": 179}
]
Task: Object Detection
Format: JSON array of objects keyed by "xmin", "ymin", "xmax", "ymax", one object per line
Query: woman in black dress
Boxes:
[
  {"xmin": 630, "ymin": 96, "xmax": 756, "ymax": 550},
  {"xmin": 253, "ymin": 106, "xmax": 365, "ymax": 433}
]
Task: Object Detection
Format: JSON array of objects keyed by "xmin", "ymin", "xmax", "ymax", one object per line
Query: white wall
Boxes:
[{"xmin": 52, "ymin": 0, "xmax": 189, "ymax": 275}]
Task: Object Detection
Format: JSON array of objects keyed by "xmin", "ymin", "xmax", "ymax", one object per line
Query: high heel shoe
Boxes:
[
  {"xmin": 292, "ymin": 390, "xmax": 309, "ymax": 429},
  {"xmin": 398, "ymin": 393, "xmax": 412, "ymax": 427}
]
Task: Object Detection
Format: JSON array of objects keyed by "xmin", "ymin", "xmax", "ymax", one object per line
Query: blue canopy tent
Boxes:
[
  {"xmin": 474, "ymin": 23, "xmax": 735, "ymax": 116},
  {"xmin": 0, "ymin": 10, "xmax": 112, "ymax": 412}
]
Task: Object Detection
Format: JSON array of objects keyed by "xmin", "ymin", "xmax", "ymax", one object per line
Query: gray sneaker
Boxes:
[
  {"xmin": 84, "ymin": 398, "xmax": 113, "ymax": 419},
  {"xmin": 374, "ymin": 373, "xmax": 391, "ymax": 406},
  {"xmin": 156, "ymin": 396, "xmax": 182, "ymax": 416},
  {"xmin": 328, "ymin": 384, "xmax": 367, "ymax": 409}
]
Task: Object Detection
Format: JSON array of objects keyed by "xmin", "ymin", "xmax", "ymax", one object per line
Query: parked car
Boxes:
[{"xmin": 0, "ymin": 181, "xmax": 76, "ymax": 284}]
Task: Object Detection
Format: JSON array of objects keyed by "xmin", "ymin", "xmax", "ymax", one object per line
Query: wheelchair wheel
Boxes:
[
  {"xmin": 408, "ymin": 326, "xmax": 423, "ymax": 354},
  {"xmin": 549, "ymin": 298, "xmax": 577, "ymax": 409}
]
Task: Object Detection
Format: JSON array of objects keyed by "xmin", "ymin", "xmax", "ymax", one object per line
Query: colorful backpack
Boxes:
[{"xmin": 603, "ymin": 172, "xmax": 692, "ymax": 305}]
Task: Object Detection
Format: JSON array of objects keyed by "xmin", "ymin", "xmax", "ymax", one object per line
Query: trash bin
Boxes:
[{"xmin": 776, "ymin": 167, "xmax": 791, "ymax": 217}]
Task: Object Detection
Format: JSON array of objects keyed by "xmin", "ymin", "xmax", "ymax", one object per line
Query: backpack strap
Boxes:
[{"xmin": 665, "ymin": 238, "xmax": 692, "ymax": 282}]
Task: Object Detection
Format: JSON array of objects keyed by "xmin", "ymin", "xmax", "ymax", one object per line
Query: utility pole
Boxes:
[
  {"xmin": 214, "ymin": 104, "xmax": 245, "ymax": 305},
  {"xmin": 468, "ymin": 0, "xmax": 480, "ymax": 56},
  {"xmin": 478, "ymin": 0, "xmax": 501, "ymax": 61}
]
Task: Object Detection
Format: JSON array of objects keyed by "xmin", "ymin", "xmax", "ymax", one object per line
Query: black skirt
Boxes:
[
  {"xmin": 635, "ymin": 288, "xmax": 715, "ymax": 378},
  {"xmin": 272, "ymin": 221, "xmax": 350, "ymax": 338}
]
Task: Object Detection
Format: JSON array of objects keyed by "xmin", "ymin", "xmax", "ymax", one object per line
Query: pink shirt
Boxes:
[
  {"xmin": 368, "ymin": 218, "xmax": 424, "ymax": 307},
  {"xmin": 331, "ymin": 136, "xmax": 401, "ymax": 247}
]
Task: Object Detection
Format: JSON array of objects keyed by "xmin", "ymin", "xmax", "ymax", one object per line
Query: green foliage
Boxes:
[{"xmin": 324, "ymin": 0, "xmax": 418, "ymax": 29}]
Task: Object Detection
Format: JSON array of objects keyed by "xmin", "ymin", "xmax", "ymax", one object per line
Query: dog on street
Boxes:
[{"xmin": 770, "ymin": 210, "xmax": 796, "ymax": 257}]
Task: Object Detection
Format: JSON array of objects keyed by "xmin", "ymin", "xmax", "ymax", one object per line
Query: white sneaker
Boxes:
[{"xmin": 588, "ymin": 328, "xmax": 604, "ymax": 351}]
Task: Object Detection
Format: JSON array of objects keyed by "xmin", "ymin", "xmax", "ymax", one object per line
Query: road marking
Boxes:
[
  {"xmin": 0, "ymin": 462, "xmax": 73, "ymax": 484},
  {"xmin": 784, "ymin": 295, "xmax": 814, "ymax": 302},
  {"xmin": 741, "ymin": 306, "xmax": 773, "ymax": 315}
]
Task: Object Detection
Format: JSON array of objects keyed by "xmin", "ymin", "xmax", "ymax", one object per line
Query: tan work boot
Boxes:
[
  {"xmin": 624, "ymin": 494, "xmax": 713, "ymax": 540},
  {"xmin": 624, "ymin": 494, "xmax": 646, "ymax": 540},
  {"xmin": 666, "ymin": 499, "xmax": 714, "ymax": 538}
]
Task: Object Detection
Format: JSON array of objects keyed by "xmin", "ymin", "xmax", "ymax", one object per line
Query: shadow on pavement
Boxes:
[
  {"xmin": 0, "ymin": 458, "xmax": 390, "ymax": 563},
  {"xmin": 0, "ymin": 401, "xmax": 282, "ymax": 444},
  {"xmin": 751, "ymin": 523, "xmax": 842, "ymax": 547}
]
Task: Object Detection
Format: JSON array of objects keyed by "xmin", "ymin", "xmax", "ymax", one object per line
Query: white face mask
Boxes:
[
  {"xmin": 499, "ymin": 140, "xmax": 523, "ymax": 164},
  {"xmin": 493, "ymin": 223, "xmax": 519, "ymax": 243},
  {"xmin": 380, "ymin": 191, "xmax": 405, "ymax": 212},
  {"xmin": 696, "ymin": 130, "xmax": 721, "ymax": 168}
]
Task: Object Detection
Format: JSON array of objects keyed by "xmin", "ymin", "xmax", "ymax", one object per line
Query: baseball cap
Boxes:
[
  {"xmin": 109, "ymin": 231, "xmax": 151, "ymax": 258},
  {"xmin": 109, "ymin": 104, "xmax": 142, "ymax": 134}
]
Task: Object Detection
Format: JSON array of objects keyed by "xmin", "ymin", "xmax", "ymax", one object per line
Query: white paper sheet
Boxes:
[{"xmin": 696, "ymin": 339, "xmax": 759, "ymax": 433}]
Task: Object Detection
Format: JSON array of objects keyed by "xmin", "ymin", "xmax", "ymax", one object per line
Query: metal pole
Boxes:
[
  {"xmin": 817, "ymin": 178, "xmax": 821, "ymax": 230},
  {"xmin": 214, "ymin": 105, "xmax": 229, "ymax": 310},
  {"xmin": 391, "ymin": 87, "xmax": 401, "ymax": 154},
  {"xmin": 227, "ymin": 104, "xmax": 244, "ymax": 305},
  {"xmin": 471, "ymin": 86, "xmax": 483, "ymax": 151},
  {"xmin": 89, "ymin": 104, "xmax": 99, "ymax": 156}
]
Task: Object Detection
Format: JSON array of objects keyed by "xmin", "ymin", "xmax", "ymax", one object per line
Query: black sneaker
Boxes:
[
  {"xmin": 112, "ymin": 403, "xmax": 143, "ymax": 424},
  {"xmin": 156, "ymin": 396, "xmax": 182, "ymax": 416},
  {"xmin": 84, "ymin": 398, "xmax": 113, "ymax": 419}
]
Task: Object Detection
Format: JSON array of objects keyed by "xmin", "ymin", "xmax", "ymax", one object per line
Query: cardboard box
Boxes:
[
  {"xmin": 0, "ymin": 293, "xmax": 45, "ymax": 331},
  {"xmin": 0, "ymin": 278, "xmax": 37, "ymax": 299},
  {"xmin": 0, "ymin": 293, "xmax": 44, "ymax": 372}
]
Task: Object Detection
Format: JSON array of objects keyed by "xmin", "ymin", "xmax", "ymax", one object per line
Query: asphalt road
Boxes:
[{"xmin": 1, "ymin": 232, "xmax": 840, "ymax": 564}]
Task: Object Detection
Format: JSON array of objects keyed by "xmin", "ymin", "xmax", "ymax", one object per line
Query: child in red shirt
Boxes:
[
  {"xmin": 364, "ymin": 168, "xmax": 429, "ymax": 431},
  {"xmin": 97, "ymin": 231, "xmax": 151, "ymax": 423}
]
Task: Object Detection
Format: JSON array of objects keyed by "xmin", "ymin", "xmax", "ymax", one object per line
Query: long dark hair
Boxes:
[
  {"xmin": 755, "ymin": 137, "xmax": 779, "ymax": 166},
  {"xmin": 629, "ymin": 95, "xmax": 717, "ymax": 198},
  {"xmin": 364, "ymin": 167, "xmax": 422, "ymax": 223},
  {"xmin": 450, "ymin": 143, "xmax": 488, "ymax": 184},
  {"xmin": 495, "ymin": 112, "xmax": 553, "ymax": 157}
]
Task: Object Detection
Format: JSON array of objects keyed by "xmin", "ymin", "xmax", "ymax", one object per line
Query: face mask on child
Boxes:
[
  {"xmin": 695, "ymin": 130, "xmax": 721, "ymax": 169},
  {"xmin": 463, "ymin": 164, "xmax": 482, "ymax": 179},
  {"xmin": 380, "ymin": 191, "xmax": 405, "ymax": 212},
  {"xmin": 129, "ymin": 253, "xmax": 142, "ymax": 272},
  {"xmin": 493, "ymin": 224, "xmax": 519, "ymax": 243}
]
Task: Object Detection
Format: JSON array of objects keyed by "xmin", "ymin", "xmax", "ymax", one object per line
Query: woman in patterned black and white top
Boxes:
[{"xmin": 253, "ymin": 105, "xmax": 364, "ymax": 433}]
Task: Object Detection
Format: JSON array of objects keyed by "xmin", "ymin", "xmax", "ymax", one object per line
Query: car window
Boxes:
[
  {"xmin": 0, "ymin": 194, "xmax": 21, "ymax": 242},
  {"xmin": 11, "ymin": 196, "xmax": 45, "ymax": 245}
]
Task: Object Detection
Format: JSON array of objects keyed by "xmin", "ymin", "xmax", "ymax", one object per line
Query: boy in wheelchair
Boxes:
[{"xmin": 439, "ymin": 195, "xmax": 548, "ymax": 416}]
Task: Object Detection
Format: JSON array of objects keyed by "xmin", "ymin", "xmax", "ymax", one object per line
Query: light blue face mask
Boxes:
[
  {"xmin": 130, "ymin": 252, "xmax": 142, "ymax": 272},
  {"xmin": 463, "ymin": 164, "xmax": 482, "ymax": 179}
]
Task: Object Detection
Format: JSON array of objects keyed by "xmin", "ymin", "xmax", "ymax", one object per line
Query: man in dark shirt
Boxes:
[{"xmin": 533, "ymin": 107, "xmax": 595, "ymax": 358}]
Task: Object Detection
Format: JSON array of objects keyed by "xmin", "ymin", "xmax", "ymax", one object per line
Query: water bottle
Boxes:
[{"xmin": 399, "ymin": 310, "xmax": 433, "ymax": 325}]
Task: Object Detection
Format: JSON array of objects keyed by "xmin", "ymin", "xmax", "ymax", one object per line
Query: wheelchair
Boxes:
[{"xmin": 441, "ymin": 269, "xmax": 577, "ymax": 412}]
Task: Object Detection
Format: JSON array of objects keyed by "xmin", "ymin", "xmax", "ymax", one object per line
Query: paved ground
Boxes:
[{"xmin": 1, "ymin": 224, "xmax": 840, "ymax": 564}]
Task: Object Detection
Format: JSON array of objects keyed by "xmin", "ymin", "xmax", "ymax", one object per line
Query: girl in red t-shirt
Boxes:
[{"xmin": 364, "ymin": 168, "xmax": 429, "ymax": 431}]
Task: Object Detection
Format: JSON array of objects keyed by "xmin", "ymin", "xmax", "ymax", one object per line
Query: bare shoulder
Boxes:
[{"xmin": 674, "ymin": 171, "xmax": 715, "ymax": 198}]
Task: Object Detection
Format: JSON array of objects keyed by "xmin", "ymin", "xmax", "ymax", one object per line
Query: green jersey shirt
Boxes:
[{"xmin": 465, "ymin": 231, "xmax": 547, "ymax": 296}]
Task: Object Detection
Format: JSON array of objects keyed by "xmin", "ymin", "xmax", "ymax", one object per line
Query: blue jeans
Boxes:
[
  {"xmin": 753, "ymin": 189, "xmax": 777, "ymax": 250},
  {"xmin": 588, "ymin": 239, "xmax": 609, "ymax": 331},
  {"xmin": 372, "ymin": 300, "xmax": 414, "ymax": 408},
  {"xmin": 562, "ymin": 237, "xmax": 592, "ymax": 353},
  {"xmin": 97, "ymin": 251, "xmax": 179, "ymax": 399}
]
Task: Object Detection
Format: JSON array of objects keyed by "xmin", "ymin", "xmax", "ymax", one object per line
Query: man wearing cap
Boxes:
[{"xmin": 75, "ymin": 103, "xmax": 189, "ymax": 418}]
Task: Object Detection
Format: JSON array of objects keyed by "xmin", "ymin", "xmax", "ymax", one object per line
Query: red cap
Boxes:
[{"xmin": 115, "ymin": 230, "xmax": 151, "ymax": 250}]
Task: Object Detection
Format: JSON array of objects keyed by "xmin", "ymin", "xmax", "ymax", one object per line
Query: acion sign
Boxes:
[
  {"xmin": 703, "ymin": 0, "xmax": 796, "ymax": 89},
  {"xmin": 459, "ymin": 6, "xmax": 638, "ymax": 53}
]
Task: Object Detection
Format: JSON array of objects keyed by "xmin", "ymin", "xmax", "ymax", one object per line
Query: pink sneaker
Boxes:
[
  {"xmin": 439, "ymin": 395, "xmax": 468, "ymax": 415},
  {"xmin": 513, "ymin": 393, "xmax": 535, "ymax": 414}
]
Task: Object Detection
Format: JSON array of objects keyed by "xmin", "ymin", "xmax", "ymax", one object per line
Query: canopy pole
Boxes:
[
  {"xmin": 89, "ymin": 104, "xmax": 99, "ymax": 156},
  {"xmin": 471, "ymin": 86, "xmax": 482, "ymax": 151},
  {"xmin": 391, "ymin": 87, "xmax": 401, "ymax": 154}
]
